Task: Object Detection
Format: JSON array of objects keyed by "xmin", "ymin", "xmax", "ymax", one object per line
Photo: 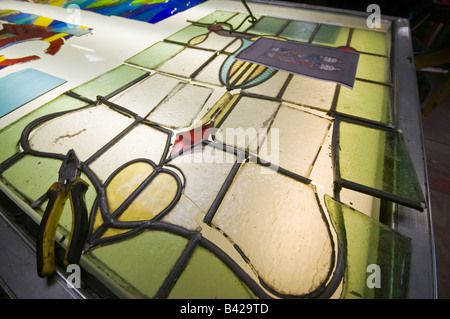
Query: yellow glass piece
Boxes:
[
  {"xmin": 336, "ymin": 80, "xmax": 392, "ymax": 124},
  {"xmin": 34, "ymin": 16, "xmax": 53, "ymax": 27},
  {"xmin": 43, "ymin": 33, "xmax": 69, "ymax": 43},
  {"xmin": 350, "ymin": 29, "xmax": 388, "ymax": 56},
  {"xmin": 106, "ymin": 162, "xmax": 154, "ymax": 213},
  {"xmin": 210, "ymin": 93, "xmax": 239, "ymax": 127},
  {"xmin": 119, "ymin": 172, "xmax": 178, "ymax": 222},
  {"xmin": 356, "ymin": 54, "xmax": 390, "ymax": 84}
]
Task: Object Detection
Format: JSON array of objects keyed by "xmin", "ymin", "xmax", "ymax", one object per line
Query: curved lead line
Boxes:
[{"xmin": 86, "ymin": 158, "xmax": 185, "ymax": 246}]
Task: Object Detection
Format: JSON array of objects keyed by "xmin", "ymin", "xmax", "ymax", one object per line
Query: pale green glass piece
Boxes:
[
  {"xmin": 279, "ymin": 20, "xmax": 317, "ymax": 42},
  {"xmin": 71, "ymin": 65, "xmax": 147, "ymax": 100},
  {"xmin": 166, "ymin": 25, "xmax": 209, "ymax": 45},
  {"xmin": 350, "ymin": 29, "xmax": 389, "ymax": 56},
  {"xmin": 168, "ymin": 245, "xmax": 256, "ymax": 299},
  {"xmin": 324, "ymin": 195, "xmax": 411, "ymax": 299},
  {"xmin": 197, "ymin": 10, "xmax": 237, "ymax": 24},
  {"xmin": 125, "ymin": 41, "xmax": 185, "ymax": 70},
  {"xmin": 338, "ymin": 121, "xmax": 426, "ymax": 207},
  {"xmin": 0, "ymin": 95, "xmax": 87, "ymax": 164},
  {"xmin": 356, "ymin": 53, "xmax": 391, "ymax": 84},
  {"xmin": 247, "ymin": 16, "xmax": 287, "ymax": 36},
  {"xmin": 312, "ymin": 25, "xmax": 350, "ymax": 47},
  {"xmin": 336, "ymin": 80, "xmax": 393, "ymax": 124},
  {"xmin": 212, "ymin": 163, "xmax": 334, "ymax": 297},
  {"xmin": 89, "ymin": 230, "xmax": 188, "ymax": 298}
]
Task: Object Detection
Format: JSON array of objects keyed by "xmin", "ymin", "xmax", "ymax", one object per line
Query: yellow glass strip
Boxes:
[
  {"xmin": 198, "ymin": 92, "xmax": 232, "ymax": 127},
  {"xmin": 0, "ymin": 57, "xmax": 6, "ymax": 63},
  {"xmin": 229, "ymin": 62, "xmax": 250, "ymax": 85},
  {"xmin": 44, "ymin": 33, "xmax": 69, "ymax": 42},
  {"xmin": 228, "ymin": 60, "xmax": 245, "ymax": 79},
  {"xmin": 213, "ymin": 94, "xmax": 240, "ymax": 126},
  {"xmin": 235, "ymin": 63, "xmax": 258, "ymax": 87},
  {"xmin": 34, "ymin": 16, "xmax": 54, "ymax": 27},
  {"xmin": 246, "ymin": 64, "xmax": 266, "ymax": 82}
]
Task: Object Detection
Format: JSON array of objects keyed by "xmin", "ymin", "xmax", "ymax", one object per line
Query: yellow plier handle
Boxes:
[{"xmin": 36, "ymin": 173, "xmax": 89, "ymax": 278}]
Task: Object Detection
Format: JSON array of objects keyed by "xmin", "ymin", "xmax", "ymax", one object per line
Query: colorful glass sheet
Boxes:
[
  {"xmin": 35, "ymin": 0, "xmax": 207, "ymax": 24},
  {"xmin": 325, "ymin": 195, "xmax": 411, "ymax": 299},
  {"xmin": 0, "ymin": 9, "xmax": 90, "ymax": 69},
  {"xmin": 312, "ymin": 25, "xmax": 350, "ymax": 47},
  {"xmin": 0, "ymin": 68, "xmax": 66, "ymax": 118}
]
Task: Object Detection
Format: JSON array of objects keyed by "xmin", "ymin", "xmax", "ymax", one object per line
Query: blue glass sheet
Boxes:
[{"xmin": 0, "ymin": 68, "xmax": 66, "ymax": 118}]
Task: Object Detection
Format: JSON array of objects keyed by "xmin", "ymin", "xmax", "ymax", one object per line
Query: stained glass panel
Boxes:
[{"xmin": 0, "ymin": 2, "xmax": 428, "ymax": 300}]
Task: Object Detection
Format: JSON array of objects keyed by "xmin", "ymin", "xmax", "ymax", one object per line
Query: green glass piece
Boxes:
[
  {"xmin": 336, "ymin": 80, "xmax": 393, "ymax": 124},
  {"xmin": 312, "ymin": 25, "xmax": 350, "ymax": 47},
  {"xmin": 168, "ymin": 245, "xmax": 256, "ymax": 299},
  {"xmin": 337, "ymin": 121, "xmax": 426, "ymax": 208},
  {"xmin": 279, "ymin": 20, "xmax": 317, "ymax": 42},
  {"xmin": 197, "ymin": 10, "xmax": 237, "ymax": 25},
  {"xmin": 165, "ymin": 25, "xmax": 209, "ymax": 45},
  {"xmin": 356, "ymin": 53, "xmax": 391, "ymax": 84},
  {"xmin": 89, "ymin": 230, "xmax": 188, "ymax": 298},
  {"xmin": 0, "ymin": 95, "xmax": 88, "ymax": 165},
  {"xmin": 350, "ymin": 29, "xmax": 389, "ymax": 56},
  {"xmin": 324, "ymin": 195, "xmax": 411, "ymax": 299},
  {"xmin": 126, "ymin": 41, "xmax": 185, "ymax": 70},
  {"xmin": 71, "ymin": 65, "xmax": 147, "ymax": 100},
  {"xmin": 247, "ymin": 16, "xmax": 287, "ymax": 36}
]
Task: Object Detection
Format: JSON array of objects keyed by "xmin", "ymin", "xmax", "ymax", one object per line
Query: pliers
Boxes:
[{"xmin": 36, "ymin": 149, "xmax": 89, "ymax": 278}]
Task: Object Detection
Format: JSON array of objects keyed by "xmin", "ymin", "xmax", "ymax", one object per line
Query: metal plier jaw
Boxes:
[{"xmin": 36, "ymin": 149, "xmax": 89, "ymax": 278}]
